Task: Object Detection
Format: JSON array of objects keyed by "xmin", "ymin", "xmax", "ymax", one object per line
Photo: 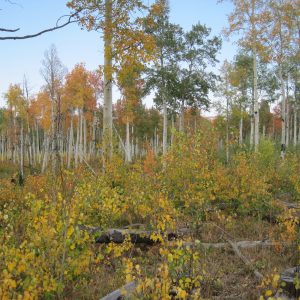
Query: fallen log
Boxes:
[
  {"xmin": 211, "ymin": 224, "xmax": 264, "ymax": 281},
  {"xmin": 100, "ymin": 282, "xmax": 136, "ymax": 300},
  {"xmin": 278, "ymin": 201, "xmax": 300, "ymax": 210},
  {"xmin": 184, "ymin": 239, "xmax": 285, "ymax": 250},
  {"xmin": 79, "ymin": 224, "xmax": 289, "ymax": 252},
  {"xmin": 226, "ymin": 238, "xmax": 264, "ymax": 281},
  {"xmin": 280, "ymin": 266, "xmax": 300, "ymax": 298},
  {"xmin": 89, "ymin": 227, "xmax": 191, "ymax": 244}
]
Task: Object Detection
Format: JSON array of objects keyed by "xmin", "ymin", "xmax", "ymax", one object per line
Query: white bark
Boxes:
[
  {"xmin": 103, "ymin": 0, "xmax": 113, "ymax": 160},
  {"xmin": 279, "ymin": 64, "xmax": 286, "ymax": 158},
  {"xmin": 42, "ymin": 133, "xmax": 50, "ymax": 173},
  {"xmin": 162, "ymin": 98, "xmax": 168, "ymax": 155},
  {"xmin": 253, "ymin": 50, "xmax": 259, "ymax": 151},
  {"xmin": 179, "ymin": 103, "xmax": 184, "ymax": 132},
  {"xmin": 19, "ymin": 122, "xmax": 24, "ymax": 182},
  {"xmin": 171, "ymin": 115, "xmax": 174, "ymax": 146},
  {"xmin": 293, "ymin": 108, "xmax": 297, "ymax": 146},
  {"xmin": 239, "ymin": 113, "xmax": 243, "ymax": 146},
  {"xmin": 67, "ymin": 115, "xmax": 74, "ymax": 169},
  {"xmin": 125, "ymin": 121, "xmax": 132, "ymax": 163}
]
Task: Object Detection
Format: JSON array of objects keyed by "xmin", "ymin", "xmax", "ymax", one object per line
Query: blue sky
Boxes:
[{"xmin": 0, "ymin": 0, "xmax": 237, "ymax": 108}]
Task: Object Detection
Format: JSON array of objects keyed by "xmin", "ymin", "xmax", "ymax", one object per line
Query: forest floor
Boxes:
[
  {"xmin": 92, "ymin": 214, "xmax": 299, "ymax": 299},
  {"xmin": 0, "ymin": 151, "xmax": 299, "ymax": 300}
]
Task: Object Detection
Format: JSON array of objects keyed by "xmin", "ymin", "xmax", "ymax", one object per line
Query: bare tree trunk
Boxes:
[
  {"xmin": 154, "ymin": 127, "xmax": 157, "ymax": 156},
  {"xmin": 293, "ymin": 108, "xmax": 297, "ymax": 146},
  {"xmin": 239, "ymin": 114, "xmax": 243, "ymax": 145},
  {"xmin": 19, "ymin": 122, "xmax": 24, "ymax": 184},
  {"xmin": 179, "ymin": 103, "xmax": 184, "ymax": 132},
  {"xmin": 298, "ymin": 121, "xmax": 300, "ymax": 146},
  {"xmin": 279, "ymin": 63, "xmax": 286, "ymax": 158},
  {"xmin": 51, "ymin": 95, "xmax": 57, "ymax": 174},
  {"xmin": 67, "ymin": 115, "xmax": 74, "ymax": 169},
  {"xmin": 250, "ymin": 95, "xmax": 254, "ymax": 148},
  {"xmin": 42, "ymin": 132, "xmax": 49, "ymax": 173},
  {"xmin": 253, "ymin": 49, "xmax": 259, "ymax": 151},
  {"xmin": 125, "ymin": 120, "xmax": 132, "ymax": 163},
  {"xmin": 83, "ymin": 115, "xmax": 87, "ymax": 161},
  {"xmin": 162, "ymin": 98, "xmax": 168, "ymax": 155},
  {"xmin": 131, "ymin": 125, "xmax": 134, "ymax": 159},
  {"xmin": 286, "ymin": 83, "xmax": 289, "ymax": 147},
  {"xmin": 103, "ymin": 0, "xmax": 113, "ymax": 161},
  {"xmin": 0, "ymin": 132, "xmax": 4, "ymax": 161},
  {"xmin": 75, "ymin": 112, "xmax": 80, "ymax": 168},
  {"xmin": 171, "ymin": 114, "xmax": 174, "ymax": 146},
  {"xmin": 79, "ymin": 109, "xmax": 83, "ymax": 163},
  {"xmin": 226, "ymin": 95, "xmax": 229, "ymax": 164},
  {"xmin": 35, "ymin": 120, "xmax": 40, "ymax": 164},
  {"xmin": 91, "ymin": 111, "xmax": 97, "ymax": 158}
]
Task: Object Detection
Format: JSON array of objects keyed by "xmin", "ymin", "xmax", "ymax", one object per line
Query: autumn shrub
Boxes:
[
  {"xmin": 0, "ymin": 189, "xmax": 96, "ymax": 299},
  {"xmin": 0, "ymin": 166, "xmax": 141, "ymax": 299},
  {"xmin": 161, "ymin": 131, "xmax": 274, "ymax": 219},
  {"xmin": 224, "ymin": 152, "xmax": 272, "ymax": 215},
  {"xmin": 125, "ymin": 242, "xmax": 202, "ymax": 299},
  {"xmin": 73, "ymin": 157, "xmax": 177, "ymax": 234},
  {"xmin": 162, "ymin": 131, "xmax": 225, "ymax": 218},
  {"xmin": 257, "ymin": 138, "xmax": 278, "ymax": 171}
]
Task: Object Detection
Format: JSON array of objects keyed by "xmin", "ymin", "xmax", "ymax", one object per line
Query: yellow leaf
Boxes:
[
  {"xmin": 265, "ymin": 289, "xmax": 273, "ymax": 297},
  {"xmin": 67, "ymin": 226, "xmax": 74, "ymax": 238},
  {"xmin": 7, "ymin": 261, "xmax": 16, "ymax": 272}
]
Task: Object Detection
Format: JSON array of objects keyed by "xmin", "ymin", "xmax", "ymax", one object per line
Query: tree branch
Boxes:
[
  {"xmin": 0, "ymin": 12, "xmax": 79, "ymax": 40},
  {"xmin": 0, "ymin": 27, "xmax": 20, "ymax": 32}
]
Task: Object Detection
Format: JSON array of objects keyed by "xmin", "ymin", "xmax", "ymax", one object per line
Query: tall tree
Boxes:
[
  {"xmin": 171, "ymin": 24, "xmax": 221, "ymax": 132},
  {"xmin": 67, "ymin": 0, "xmax": 157, "ymax": 162},
  {"xmin": 262, "ymin": 0, "xmax": 298, "ymax": 157},
  {"xmin": 144, "ymin": 0, "xmax": 183, "ymax": 154},
  {"xmin": 40, "ymin": 45, "xmax": 66, "ymax": 173},
  {"xmin": 223, "ymin": 0, "xmax": 269, "ymax": 151}
]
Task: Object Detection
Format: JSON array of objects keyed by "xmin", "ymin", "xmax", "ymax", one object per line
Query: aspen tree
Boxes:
[
  {"xmin": 67, "ymin": 0, "xmax": 157, "ymax": 162},
  {"xmin": 222, "ymin": 0, "xmax": 269, "ymax": 151},
  {"xmin": 262, "ymin": 0, "xmax": 297, "ymax": 157}
]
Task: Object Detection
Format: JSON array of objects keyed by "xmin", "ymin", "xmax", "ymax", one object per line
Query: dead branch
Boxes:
[
  {"xmin": 0, "ymin": 27, "xmax": 19, "ymax": 32},
  {"xmin": 184, "ymin": 240, "xmax": 285, "ymax": 250},
  {"xmin": 0, "ymin": 12, "xmax": 79, "ymax": 40},
  {"xmin": 278, "ymin": 200, "xmax": 300, "ymax": 210},
  {"xmin": 226, "ymin": 238, "xmax": 264, "ymax": 281},
  {"xmin": 100, "ymin": 282, "xmax": 136, "ymax": 300},
  {"xmin": 211, "ymin": 223, "xmax": 264, "ymax": 281}
]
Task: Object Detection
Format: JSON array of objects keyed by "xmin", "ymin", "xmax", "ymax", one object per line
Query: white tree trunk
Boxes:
[
  {"xmin": 75, "ymin": 112, "xmax": 80, "ymax": 168},
  {"xmin": 83, "ymin": 115, "xmax": 87, "ymax": 161},
  {"xmin": 279, "ymin": 64, "xmax": 286, "ymax": 158},
  {"xmin": 162, "ymin": 98, "xmax": 168, "ymax": 155},
  {"xmin": 226, "ymin": 95, "xmax": 229, "ymax": 164},
  {"xmin": 19, "ymin": 122, "xmax": 24, "ymax": 183},
  {"xmin": 103, "ymin": 0, "xmax": 113, "ymax": 160},
  {"xmin": 286, "ymin": 89, "xmax": 289, "ymax": 147},
  {"xmin": 171, "ymin": 115, "xmax": 174, "ymax": 146},
  {"xmin": 125, "ymin": 121, "xmax": 132, "ymax": 163},
  {"xmin": 42, "ymin": 133, "xmax": 50, "ymax": 173},
  {"xmin": 250, "ymin": 98, "xmax": 254, "ymax": 148},
  {"xmin": 294, "ymin": 108, "xmax": 297, "ymax": 146},
  {"xmin": 67, "ymin": 115, "xmax": 74, "ymax": 169},
  {"xmin": 179, "ymin": 103, "xmax": 184, "ymax": 132},
  {"xmin": 253, "ymin": 50, "xmax": 259, "ymax": 151},
  {"xmin": 239, "ymin": 114, "xmax": 243, "ymax": 145}
]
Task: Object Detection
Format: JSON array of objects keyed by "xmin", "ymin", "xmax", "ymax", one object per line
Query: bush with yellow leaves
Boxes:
[{"xmin": 124, "ymin": 241, "xmax": 203, "ymax": 299}]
